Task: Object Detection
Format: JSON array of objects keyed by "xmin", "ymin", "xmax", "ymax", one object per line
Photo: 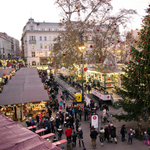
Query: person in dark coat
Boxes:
[
  {"xmin": 120, "ymin": 124, "xmax": 127, "ymax": 142},
  {"xmin": 48, "ymin": 106, "xmax": 52, "ymax": 119},
  {"xmin": 50, "ymin": 117, "xmax": 55, "ymax": 133},
  {"xmin": 77, "ymin": 127, "xmax": 85, "ymax": 148},
  {"xmin": 110, "ymin": 124, "xmax": 117, "ymax": 144},
  {"xmin": 57, "ymin": 125, "xmax": 63, "ymax": 140},
  {"xmin": 104, "ymin": 125, "xmax": 109, "ymax": 142},
  {"xmin": 90, "ymin": 128, "xmax": 98, "ymax": 148},
  {"xmin": 71, "ymin": 131, "xmax": 77, "ymax": 147},
  {"xmin": 44, "ymin": 118, "xmax": 51, "ymax": 134},
  {"xmin": 75, "ymin": 118, "xmax": 80, "ymax": 132},
  {"xmin": 84, "ymin": 107, "xmax": 88, "ymax": 121},
  {"xmin": 55, "ymin": 116, "xmax": 60, "ymax": 129}
]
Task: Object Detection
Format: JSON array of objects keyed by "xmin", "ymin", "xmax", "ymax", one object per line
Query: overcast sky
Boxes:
[{"xmin": 0, "ymin": 0, "xmax": 149, "ymax": 44}]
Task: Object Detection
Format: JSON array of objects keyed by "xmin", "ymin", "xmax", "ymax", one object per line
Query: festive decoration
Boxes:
[
  {"xmin": 90, "ymin": 45, "xmax": 93, "ymax": 48},
  {"xmin": 112, "ymin": 5, "xmax": 150, "ymax": 125},
  {"xmin": 97, "ymin": 29, "xmax": 99, "ymax": 31},
  {"xmin": 63, "ymin": 53, "xmax": 66, "ymax": 56},
  {"xmin": 99, "ymin": 58, "xmax": 101, "ymax": 61},
  {"xmin": 84, "ymin": 67, "xmax": 88, "ymax": 71},
  {"xmin": 52, "ymin": 62, "xmax": 54, "ymax": 65}
]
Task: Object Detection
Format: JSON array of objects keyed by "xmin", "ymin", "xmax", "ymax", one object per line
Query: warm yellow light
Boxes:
[{"xmin": 78, "ymin": 46, "xmax": 85, "ymax": 52}]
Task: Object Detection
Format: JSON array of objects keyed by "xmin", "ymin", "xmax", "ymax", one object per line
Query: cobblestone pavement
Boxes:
[{"xmin": 18, "ymin": 88, "xmax": 149, "ymax": 150}]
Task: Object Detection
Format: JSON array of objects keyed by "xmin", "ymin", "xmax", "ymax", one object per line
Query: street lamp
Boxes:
[{"xmin": 78, "ymin": 45, "xmax": 85, "ymax": 103}]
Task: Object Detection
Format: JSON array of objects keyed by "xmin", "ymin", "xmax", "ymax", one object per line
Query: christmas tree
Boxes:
[{"xmin": 113, "ymin": 5, "xmax": 150, "ymax": 125}]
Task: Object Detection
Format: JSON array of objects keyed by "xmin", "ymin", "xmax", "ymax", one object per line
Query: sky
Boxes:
[{"xmin": 0, "ymin": 0, "xmax": 149, "ymax": 45}]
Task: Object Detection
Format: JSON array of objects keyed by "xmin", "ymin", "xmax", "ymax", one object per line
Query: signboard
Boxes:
[
  {"xmin": 91, "ymin": 114, "xmax": 99, "ymax": 128},
  {"xmin": 84, "ymin": 95, "xmax": 91, "ymax": 106},
  {"xmin": 91, "ymin": 89, "xmax": 111, "ymax": 101}
]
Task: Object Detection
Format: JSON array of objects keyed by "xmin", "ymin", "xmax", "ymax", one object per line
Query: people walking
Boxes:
[
  {"xmin": 128, "ymin": 129, "xmax": 133, "ymax": 144},
  {"xmin": 71, "ymin": 131, "xmax": 77, "ymax": 147},
  {"xmin": 143, "ymin": 131, "xmax": 150, "ymax": 145},
  {"xmin": 77, "ymin": 127, "xmax": 85, "ymax": 148},
  {"xmin": 90, "ymin": 128, "xmax": 98, "ymax": 148},
  {"xmin": 110, "ymin": 124, "xmax": 117, "ymax": 144},
  {"xmin": 104, "ymin": 125, "xmax": 110, "ymax": 142},
  {"xmin": 57, "ymin": 125, "xmax": 63, "ymax": 140},
  {"xmin": 99, "ymin": 127, "xmax": 105, "ymax": 146},
  {"xmin": 65, "ymin": 126, "xmax": 72, "ymax": 141},
  {"xmin": 59, "ymin": 99, "xmax": 63, "ymax": 110},
  {"xmin": 120, "ymin": 124, "xmax": 127, "ymax": 142}
]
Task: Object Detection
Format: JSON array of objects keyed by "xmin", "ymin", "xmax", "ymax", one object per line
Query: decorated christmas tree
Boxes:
[{"xmin": 113, "ymin": 5, "xmax": 150, "ymax": 125}]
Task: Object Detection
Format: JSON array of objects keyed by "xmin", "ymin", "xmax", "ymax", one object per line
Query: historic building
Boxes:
[{"xmin": 21, "ymin": 18, "xmax": 62, "ymax": 65}]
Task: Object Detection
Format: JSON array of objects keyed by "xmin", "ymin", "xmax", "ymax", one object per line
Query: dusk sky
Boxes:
[{"xmin": 0, "ymin": 0, "xmax": 149, "ymax": 44}]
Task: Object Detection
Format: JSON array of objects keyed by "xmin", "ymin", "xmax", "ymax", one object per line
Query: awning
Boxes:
[
  {"xmin": 0, "ymin": 113, "xmax": 61, "ymax": 150},
  {"xmin": 0, "ymin": 67, "xmax": 49, "ymax": 105}
]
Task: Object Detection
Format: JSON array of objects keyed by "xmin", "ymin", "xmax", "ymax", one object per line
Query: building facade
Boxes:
[
  {"xmin": 21, "ymin": 18, "xmax": 62, "ymax": 65},
  {"xmin": 0, "ymin": 32, "xmax": 21, "ymax": 60}
]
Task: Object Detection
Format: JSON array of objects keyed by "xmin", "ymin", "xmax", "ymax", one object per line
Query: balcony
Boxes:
[{"xmin": 29, "ymin": 40, "xmax": 36, "ymax": 44}]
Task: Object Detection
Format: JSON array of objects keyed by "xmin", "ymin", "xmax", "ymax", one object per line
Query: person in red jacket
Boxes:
[{"xmin": 65, "ymin": 126, "xmax": 72, "ymax": 141}]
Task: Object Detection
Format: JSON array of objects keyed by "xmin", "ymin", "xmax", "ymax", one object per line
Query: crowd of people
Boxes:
[{"xmin": 25, "ymin": 70, "xmax": 150, "ymax": 150}]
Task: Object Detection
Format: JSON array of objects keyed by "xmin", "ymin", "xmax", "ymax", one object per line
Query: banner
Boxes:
[
  {"xmin": 91, "ymin": 114, "xmax": 99, "ymax": 128},
  {"xmin": 91, "ymin": 89, "xmax": 112, "ymax": 101}
]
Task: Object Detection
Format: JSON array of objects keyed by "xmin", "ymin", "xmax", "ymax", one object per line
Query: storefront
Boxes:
[
  {"xmin": 25, "ymin": 101, "xmax": 47, "ymax": 119},
  {"xmin": 86, "ymin": 70, "xmax": 125, "ymax": 88}
]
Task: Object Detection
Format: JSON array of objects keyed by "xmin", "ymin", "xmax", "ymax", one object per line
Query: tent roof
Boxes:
[
  {"xmin": 0, "ymin": 68, "xmax": 49, "ymax": 105},
  {"xmin": 0, "ymin": 113, "xmax": 61, "ymax": 150}
]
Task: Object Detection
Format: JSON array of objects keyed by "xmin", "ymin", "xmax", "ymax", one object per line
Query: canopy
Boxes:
[
  {"xmin": 0, "ymin": 113, "xmax": 61, "ymax": 150},
  {"xmin": 0, "ymin": 67, "xmax": 49, "ymax": 105}
]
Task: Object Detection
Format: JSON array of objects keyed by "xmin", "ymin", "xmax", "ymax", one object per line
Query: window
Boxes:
[
  {"xmin": 45, "ymin": 44, "xmax": 47, "ymax": 49},
  {"xmin": 49, "ymin": 36, "xmax": 51, "ymax": 41},
  {"xmin": 53, "ymin": 36, "xmax": 56, "ymax": 41},
  {"xmin": 49, "ymin": 28, "xmax": 51, "ymax": 31},
  {"xmin": 40, "ymin": 43, "xmax": 42, "ymax": 49},
  {"xmin": 30, "ymin": 26, "xmax": 33, "ymax": 30},
  {"xmin": 30, "ymin": 36, "xmax": 35, "ymax": 41},
  {"xmin": 49, "ymin": 44, "xmax": 52, "ymax": 50},
  {"xmin": 32, "ymin": 44, "xmax": 34, "ymax": 49},
  {"xmin": 31, "ymin": 52, "xmax": 35, "ymax": 57},
  {"xmin": 40, "ymin": 36, "xmax": 42, "ymax": 41},
  {"xmin": 44, "ymin": 36, "xmax": 47, "ymax": 41}
]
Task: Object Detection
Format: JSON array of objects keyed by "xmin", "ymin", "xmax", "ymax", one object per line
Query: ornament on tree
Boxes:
[
  {"xmin": 130, "ymin": 50, "xmax": 132, "ymax": 52},
  {"xmin": 84, "ymin": 67, "xmax": 88, "ymax": 71},
  {"xmin": 118, "ymin": 40, "xmax": 120, "ymax": 43},
  {"xmin": 99, "ymin": 58, "xmax": 101, "ymax": 61},
  {"xmin": 144, "ymin": 37, "xmax": 146, "ymax": 39},
  {"xmin": 63, "ymin": 18, "xmax": 65, "ymax": 20},
  {"xmin": 90, "ymin": 45, "xmax": 93, "ymax": 48},
  {"xmin": 134, "ymin": 67, "xmax": 136, "ymax": 69},
  {"xmin": 97, "ymin": 29, "xmax": 99, "ymax": 31},
  {"xmin": 145, "ymin": 76, "xmax": 147, "ymax": 78},
  {"xmin": 143, "ymin": 42, "xmax": 145, "ymax": 44},
  {"xmin": 144, "ymin": 51, "xmax": 146, "ymax": 53},
  {"xmin": 114, "ymin": 23, "xmax": 116, "ymax": 25},
  {"xmin": 136, "ymin": 76, "xmax": 138, "ymax": 78},
  {"xmin": 63, "ymin": 53, "xmax": 65, "ymax": 56},
  {"xmin": 110, "ymin": 64, "xmax": 112, "ymax": 66},
  {"xmin": 112, "ymin": 42, "xmax": 114, "ymax": 44},
  {"xmin": 145, "ymin": 67, "xmax": 147, "ymax": 69},
  {"xmin": 122, "ymin": 82, "xmax": 124, "ymax": 84},
  {"xmin": 52, "ymin": 62, "xmax": 54, "ymax": 65},
  {"xmin": 138, "ymin": 60, "xmax": 139, "ymax": 61}
]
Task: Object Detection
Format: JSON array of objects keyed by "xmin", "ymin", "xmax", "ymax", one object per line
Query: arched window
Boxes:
[
  {"xmin": 40, "ymin": 36, "xmax": 42, "ymax": 41},
  {"xmin": 49, "ymin": 36, "xmax": 51, "ymax": 41},
  {"xmin": 40, "ymin": 43, "xmax": 42, "ymax": 49},
  {"xmin": 44, "ymin": 36, "xmax": 47, "ymax": 41},
  {"xmin": 49, "ymin": 44, "xmax": 52, "ymax": 50},
  {"xmin": 32, "ymin": 61, "xmax": 36, "ymax": 65}
]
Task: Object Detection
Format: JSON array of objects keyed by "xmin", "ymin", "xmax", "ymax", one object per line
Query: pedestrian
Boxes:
[
  {"xmin": 104, "ymin": 125, "xmax": 110, "ymax": 142},
  {"xmin": 143, "ymin": 131, "xmax": 150, "ymax": 145},
  {"xmin": 90, "ymin": 128, "xmax": 98, "ymax": 148},
  {"xmin": 128, "ymin": 129, "xmax": 133, "ymax": 144},
  {"xmin": 110, "ymin": 124, "xmax": 117, "ymax": 144},
  {"xmin": 77, "ymin": 127, "xmax": 85, "ymax": 148},
  {"xmin": 102, "ymin": 103, "xmax": 109, "ymax": 117},
  {"xmin": 74, "ymin": 105, "xmax": 78, "ymax": 119},
  {"xmin": 88, "ymin": 84, "xmax": 91, "ymax": 94},
  {"xmin": 57, "ymin": 125, "xmax": 63, "ymax": 140},
  {"xmin": 78, "ymin": 107, "xmax": 83, "ymax": 121},
  {"xmin": 48, "ymin": 106, "xmax": 52, "ymax": 119},
  {"xmin": 99, "ymin": 99, "xmax": 102, "ymax": 110},
  {"xmin": 59, "ymin": 98, "xmax": 63, "ymax": 110},
  {"xmin": 99, "ymin": 127, "xmax": 105, "ymax": 146},
  {"xmin": 63, "ymin": 99, "xmax": 66, "ymax": 109},
  {"xmin": 102, "ymin": 108, "xmax": 107, "ymax": 124},
  {"xmin": 50, "ymin": 117, "xmax": 55, "ymax": 133},
  {"xmin": 71, "ymin": 131, "xmax": 77, "ymax": 147},
  {"xmin": 65, "ymin": 126, "xmax": 72, "ymax": 141},
  {"xmin": 44, "ymin": 118, "xmax": 51, "ymax": 134},
  {"xmin": 84, "ymin": 107, "xmax": 88, "ymax": 121},
  {"xmin": 120, "ymin": 124, "xmax": 127, "ymax": 142},
  {"xmin": 75, "ymin": 118, "xmax": 80, "ymax": 132}
]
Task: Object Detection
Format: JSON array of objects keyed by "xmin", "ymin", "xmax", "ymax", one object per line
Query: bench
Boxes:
[
  {"xmin": 27, "ymin": 125, "xmax": 36, "ymax": 130},
  {"xmin": 35, "ymin": 128, "xmax": 46, "ymax": 135},
  {"xmin": 52, "ymin": 139, "xmax": 68, "ymax": 146},
  {"xmin": 41, "ymin": 133, "xmax": 55, "ymax": 139}
]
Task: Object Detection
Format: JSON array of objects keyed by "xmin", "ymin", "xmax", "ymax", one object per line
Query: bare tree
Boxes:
[{"xmin": 53, "ymin": 0, "xmax": 137, "ymax": 69}]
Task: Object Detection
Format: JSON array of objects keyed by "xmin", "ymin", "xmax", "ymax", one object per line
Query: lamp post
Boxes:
[{"xmin": 78, "ymin": 45, "xmax": 85, "ymax": 103}]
